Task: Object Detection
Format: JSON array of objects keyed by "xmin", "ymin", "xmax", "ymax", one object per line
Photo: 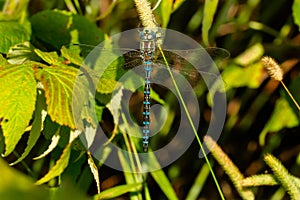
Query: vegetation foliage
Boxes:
[{"xmin": 0, "ymin": 0, "xmax": 299, "ymax": 199}]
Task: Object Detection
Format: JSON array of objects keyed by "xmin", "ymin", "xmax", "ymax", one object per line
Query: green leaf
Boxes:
[
  {"xmin": 98, "ymin": 183, "xmax": 142, "ymax": 199},
  {"xmin": 30, "ymin": 10, "xmax": 105, "ymax": 49},
  {"xmin": 158, "ymin": 0, "xmax": 173, "ymax": 28},
  {"xmin": 10, "ymin": 90, "xmax": 47, "ymax": 165},
  {"xmin": 97, "ymin": 78, "xmax": 119, "ymax": 94},
  {"xmin": 0, "ymin": 159, "xmax": 47, "ymax": 199},
  {"xmin": 259, "ymin": 97, "xmax": 299, "ymax": 145},
  {"xmin": 49, "ymin": 179, "xmax": 90, "ymax": 200},
  {"xmin": 7, "ymin": 42, "xmax": 40, "ymax": 64},
  {"xmin": 293, "ymin": 0, "xmax": 300, "ymax": 31},
  {"xmin": 34, "ymin": 49, "xmax": 60, "ymax": 65},
  {"xmin": 35, "ymin": 143, "xmax": 72, "ymax": 185},
  {"xmin": 202, "ymin": 0, "xmax": 219, "ymax": 46},
  {"xmin": 186, "ymin": 163, "xmax": 210, "ymax": 200},
  {"xmin": 150, "ymin": 168, "xmax": 179, "ymax": 200},
  {"xmin": 60, "ymin": 45, "xmax": 83, "ymax": 66},
  {"xmin": 173, "ymin": 0, "xmax": 186, "ymax": 11},
  {"xmin": 0, "ymin": 0, "xmax": 30, "ymax": 21},
  {"xmin": 0, "ymin": 21, "xmax": 30, "ymax": 53},
  {"xmin": 0, "ymin": 63, "xmax": 37, "ymax": 156},
  {"xmin": 0, "ymin": 54, "xmax": 8, "ymax": 65},
  {"xmin": 221, "ymin": 61, "xmax": 265, "ymax": 90},
  {"xmin": 234, "ymin": 43, "xmax": 264, "ymax": 66},
  {"xmin": 34, "ymin": 64, "xmax": 80, "ymax": 129},
  {"xmin": 107, "ymin": 86, "xmax": 123, "ymax": 127},
  {"xmin": 34, "ymin": 128, "xmax": 61, "ymax": 160},
  {"xmin": 265, "ymin": 97, "xmax": 299, "ymax": 132},
  {"xmin": 148, "ymin": 152, "xmax": 179, "ymax": 200}
]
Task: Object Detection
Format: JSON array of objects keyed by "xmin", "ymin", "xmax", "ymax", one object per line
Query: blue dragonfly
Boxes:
[{"xmin": 69, "ymin": 28, "xmax": 229, "ymax": 152}]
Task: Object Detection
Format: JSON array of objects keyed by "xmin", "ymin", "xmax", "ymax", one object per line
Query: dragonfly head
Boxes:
[{"xmin": 139, "ymin": 28, "xmax": 156, "ymax": 41}]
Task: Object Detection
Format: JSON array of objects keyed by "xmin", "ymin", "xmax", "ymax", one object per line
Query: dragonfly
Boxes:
[{"xmin": 69, "ymin": 28, "xmax": 229, "ymax": 152}]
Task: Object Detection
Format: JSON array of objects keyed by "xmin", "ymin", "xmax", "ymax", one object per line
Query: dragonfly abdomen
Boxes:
[{"xmin": 140, "ymin": 28, "xmax": 157, "ymax": 152}]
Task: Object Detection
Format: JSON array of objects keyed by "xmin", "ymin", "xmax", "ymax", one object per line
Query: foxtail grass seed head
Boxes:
[
  {"xmin": 261, "ymin": 56, "xmax": 283, "ymax": 81},
  {"xmin": 134, "ymin": 0, "xmax": 157, "ymax": 28}
]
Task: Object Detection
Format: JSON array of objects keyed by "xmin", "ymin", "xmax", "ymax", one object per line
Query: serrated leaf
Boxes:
[
  {"xmin": 98, "ymin": 183, "xmax": 142, "ymax": 199},
  {"xmin": 35, "ymin": 64, "xmax": 79, "ymax": 129},
  {"xmin": 202, "ymin": 0, "xmax": 219, "ymax": 46},
  {"xmin": 60, "ymin": 45, "xmax": 83, "ymax": 66},
  {"xmin": 34, "ymin": 128, "xmax": 60, "ymax": 160},
  {"xmin": 0, "ymin": 63, "xmax": 37, "ymax": 156},
  {"xmin": 34, "ymin": 49, "xmax": 60, "ymax": 65},
  {"xmin": 0, "ymin": 21, "xmax": 30, "ymax": 53},
  {"xmin": 35, "ymin": 143, "xmax": 72, "ymax": 185},
  {"xmin": 293, "ymin": 0, "xmax": 300, "ymax": 31},
  {"xmin": 87, "ymin": 152, "xmax": 100, "ymax": 196},
  {"xmin": 10, "ymin": 90, "xmax": 47, "ymax": 165},
  {"xmin": 7, "ymin": 42, "xmax": 40, "ymax": 64}
]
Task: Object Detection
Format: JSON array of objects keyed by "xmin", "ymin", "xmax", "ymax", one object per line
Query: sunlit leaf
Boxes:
[
  {"xmin": 234, "ymin": 43, "xmax": 264, "ymax": 66},
  {"xmin": 173, "ymin": 0, "xmax": 186, "ymax": 11},
  {"xmin": 98, "ymin": 183, "xmax": 142, "ymax": 199},
  {"xmin": 34, "ymin": 128, "xmax": 61, "ymax": 160},
  {"xmin": 60, "ymin": 45, "xmax": 83, "ymax": 66},
  {"xmin": 0, "ymin": 63, "xmax": 36, "ymax": 156},
  {"xmin": 0, "ymin": 21, "xmax": 30, "ymax": 53},
  {"xmin": 266, "ymin": 97, "xmax": 299, "ymax": 132},
  {"xmin": 186, "ymin": 163, "xmax": 210, "ymax": 199},
  {"xmin": 187, "ymin": 7, "xmax": 203, "ymax": 32},
  {"xmin": 158, "ymin": 0, "xmax": 173, "ymax": 28},
  {"xmin": 107, "ymin": 86, "xmax": 123, "ymax": 127},
  {"xmin": 34, "ymin": 63, "xmax": 79, "ymax": 129},
  {"xmin": 34, "ymin": 49, "xmax": 60, "ymax": 65},
  {"xmin": 7, "ymin": 42, "xmax": 40, "ymax": 64},
  {"xmin": 35, "ymin": 143, "xmax": 72, "ymax": 185},
  {"xmin": 0, "ymin": 54, "xmax": 8, "ymax": 65},
  {"xmin": 293, "ymin": 0, "xmax": 300, "ymax": 30},
  {"xmin": 97, "ymin": 78, "xmax": 119, "ymax": 94},
  {"xmin": 10, "ymin": 90, "xmax": 47, "ymax": 165},
  {"xmin": 259, "ymin": 97, "xmax": 299, "ymax": 146},
  {"xmin": 202, "ymin": 0, "xmax": 219, "ymax": 46},
  {"xmin": 87, "ymin": 152, "xmax": 100, "ymax": 196},
  {"xmin": 221, "ymin": 61, "xmax": 265, "ymax": 90}
]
